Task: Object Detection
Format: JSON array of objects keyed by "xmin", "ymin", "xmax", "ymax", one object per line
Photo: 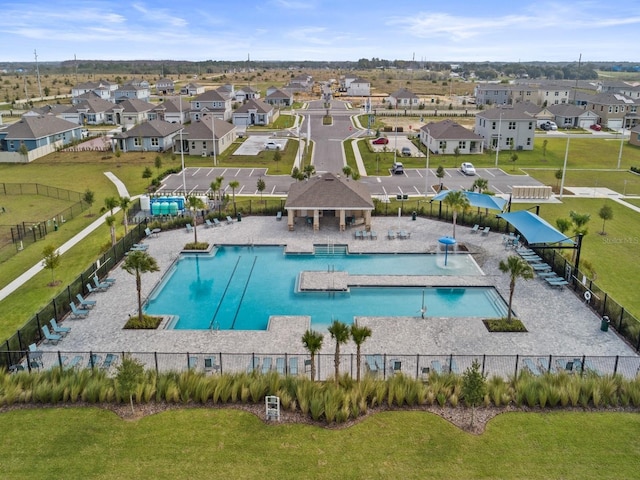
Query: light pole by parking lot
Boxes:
[{"xmin": 424, "ymin": 127, "xmax": 430, "ymax": 197}]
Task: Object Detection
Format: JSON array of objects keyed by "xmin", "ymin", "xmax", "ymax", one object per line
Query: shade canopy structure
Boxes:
[
  {"xmin": 497, "ymin": 210, "xmax": 575, "ymax": 245},
  {"xmin": 438, "ymin": 236, "xmax": 457, "ymax": 266},
  {"xmin": 431, "ymin": 190, "xmax": 507, "ymax": 212}
]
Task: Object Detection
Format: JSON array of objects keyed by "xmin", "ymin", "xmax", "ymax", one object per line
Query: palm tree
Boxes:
[
  {"xmin": 327, "ymin": 320, "xmax": 350, "ymax": 384},
  {"xmin": 122, "ymin": 250, "xmax": 159, "ymax": 323},
  {"xmin": 303, "ymin": 164, "xmax": 315, "ymax": 179},
  {"xmin": 342, "ymin": 165, "xmax": 352, "ymax": 178},
  {"xmin": 498, "ymin": 255, "xmax": 534, "ymax": 323},
  {"xmin": 228, "ymin": 180, "xmax": 240, "ymax": 204},
  {"xmin": 301, "ymin": 330, "xmax": 323, "ymax": 381},
  {"xmin": 210, "ymin": 176, "xmax": 224, "ymax": 202},
  {"xmin": 186, "ymin": 195, "xmax": 205, "ymax": 244},
  {"xmin": 350, "ymin": 322, "xmax": 372, "ymax": 382},
  {"xmin": 119, "ymin": 196, "xmax": 131, "ymax": 234},
  {"xmin": 471, "ymin": 178, "xmax": 489, "ymax": 193},
  {"xmin": 443, "ymin": 190, "xmax": 470, "ymax": 239},
  {"xmin": 105, "ymin": 215, "xmax": 117, "ymax": 246},
  {"xmin": 103, "ymin": 196, "xmax": 119, "ymax": 216}
]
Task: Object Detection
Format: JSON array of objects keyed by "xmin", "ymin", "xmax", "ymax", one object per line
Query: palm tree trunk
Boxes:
[
  {"xmin": 334, "ymin": 345, "xmax": 340, "ymax": 384},
  {"xmin": 123, "ymin": 211, "xmax": 129, "ymax": 234},
  {"xmin": 452, "ymin": 212, "xmax": 457, "ymax": 238},
  {"xmin": 310, "ymin": 354, "xmax": 316, "ymax": 381},
  {"xmin": 110, "ymin": 225, "xmax": 116, "ymax": 246},
  {"xmin": 507, "ymin": 279, "xmax": 515, "ymax": 322},
  {"xmin": 356, "ymin": 345, "xmax": 361, "ymax": 382},
  {"xmin": 136, "ymin": 271, "xmax": 143, "ymax": 322}
]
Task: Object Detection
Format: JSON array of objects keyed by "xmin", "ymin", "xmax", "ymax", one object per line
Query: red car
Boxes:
[
  {"xmin": 590, "ymin": 124, "xmax": 602, "ymax": 131},
  {"xmin": 372, "ymin": 137, "xmax": 389, "ymax": 145}
]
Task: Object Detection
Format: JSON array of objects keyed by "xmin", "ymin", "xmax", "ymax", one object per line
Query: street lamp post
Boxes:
[
  {"xmin": 211, "ymin": 114, "xmax": 217, "ymax": 167},
  {"xmin": 559, "ymin": 136, "xmax": 570, "ymax": 200},
  {"xmin": 495, "ymin": 111, "xmax": 502, "ymax": 167},
  {"xmin": 424, "ymin": 127, "xmax": 430, "ymax": 197},
  {"xmin": 179, "ymin": 94, "xmax": 186, "ymax": 193},
  {"xmin": 617, "ymin": 116, "xmax": 626, "ymax": 169}
]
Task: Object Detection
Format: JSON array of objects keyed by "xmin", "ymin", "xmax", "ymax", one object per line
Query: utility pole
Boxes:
[{"xmin": 34, "ymin": 49, "xmax": 43, "ymax": 99}]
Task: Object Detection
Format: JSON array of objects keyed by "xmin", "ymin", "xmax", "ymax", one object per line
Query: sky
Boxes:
[{"xmin": 1, "ymin": 0, "xmax": 639, "ymax": 63}]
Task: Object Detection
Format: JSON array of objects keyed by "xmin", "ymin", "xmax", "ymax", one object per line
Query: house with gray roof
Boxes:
[
  {"xmin": 585, "ymin": 93, "xmax": 638, "ymax": 130},
  {"xmin": 264, "ymin": 87, "xmax": 293, "ymax": 107},
  {"xmin": 71, "ymin": 80, "xmax": 118, "ymax": 103},
  {"xmin": 115, "ymin": 82, "xmax": 150, "ymax": 103},
  {"xmin": 112, "ymin": 120, "xmax": 182, "ymax": 153},
  {"xmin": 0, "ymin": 115, "xmax": 82, "ymax": 162},
  {"xmin": 284, "ymin": 173, "xmax": 374, "ymax": 232},
  {"xmin": 153, "ymin": 97, "xmax": 191, "ymax": 124},
  {"xmin": 232, "ymin": 99, "xmax": 277, "ymax": 126},
  {"xmin": 58, "ymin": 98, "xmax": 115, "ymax": 125},
  {"xmin": 179, "ymin": 114, "xmax": 237, "ymax": 157},
  {"xmin": 546, "ymin": 104, "xmax": 599, "ymax": 129},
  {"xmin": 235, "ymin": 86, "xmax": 260, "ymax": 102},
  {"xmin": 629, "ymin": 124, "xmax": 640, "ymax": 147},
  {"xmin": 343, "ymin": 76, "xmax": 370, "ymax": 96},
  {"xmin": 420, "ymin": 120, "xmax": 483, "ymax": 155},
  {"xmin": 474, "ymin": 104, "xmax": 537, "ymax": 151},
  {"xmin": 181, "ymin": 83, "xmax": 205, "ymax": 96},
  {"xmin": 156, "ymin": 78, "xmax": 175, "ymax": 95},
  {"xmin": 108, "ymin": 99, "xmax": 156, "ymax": 127},
  {"xmin": 190, "ymin": 90, "xmax": 232, "ymax": 121},
  {"xmin": 388, "ymin": 88, "xmax": 420, "ymax": 108}
]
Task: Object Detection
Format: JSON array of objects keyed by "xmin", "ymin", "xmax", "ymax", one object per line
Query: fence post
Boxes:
[
  {"xmin": 154, "ymin": 352, "xmax": 159, "ymax": 375},
  {"xmin": 548, "ymin": 355, "xmax": 552, "ymax": 372},
  {"xmin": 17, "ymin": 330, "xmax": 23, "ymax": 352},
  {"xmin": 481, "ymin": 355, "xmax": 486, "ymax": 376},
  {"xmin": 613, "ymin": 355, "xmax": 619, "ymax": 375},
  {"xmin": 618, "ymin": 308, "xmax": 624, "ymax": 331},
  {"xmin": 602, "ymin": 294, "xmax": 608, "ymax": 316},
  {"xmin": 350, "ymin": 353, "xmax": 353, "ymax": 378},
  {"xmin": 580, "ymin": 355, "xmax": 585, "ymax": 376},
  {"xmin": 57, "ymin": 351, "xmax": 64, "ymax": 368},
  {"xmin": 89, "ymin": 350, "xmax": 94, "ymax": 369},
  {"xmin": 219, "ymin": 353, "xmax": 223, "ymax": 374},
  {"xmin": 514, "ymin": 354, "xmax": 519, "ymax": 377},
  {"xmin": 285, "ymin": 353, "xmax": 288, "ymax": 375},
  {"xmin": 416, "ymin": 354, "xmax": 420, "ymax": 379}
]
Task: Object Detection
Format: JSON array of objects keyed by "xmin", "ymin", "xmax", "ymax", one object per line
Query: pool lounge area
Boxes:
[{"xmin": 33, "ymin": 216, "xmax": 637, "ymax": 359}]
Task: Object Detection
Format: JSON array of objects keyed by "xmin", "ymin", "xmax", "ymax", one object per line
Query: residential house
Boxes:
[
  {"xmin": 0, "ymin": 115, "xmax": 82, "ymax": 162},
  {"xmin": 181, "ymin": 83, "xmax": 205, "ymax": 96},
  {"xmin": 23, "ymin": 104, "xmax": 70, "ymax": 117},
  {"xmin": 153, "ymin": 97, "xmax": 191, "ymax": 124},
  {"xmin": 538, "ymin": 83, "xmax": 572, "ymax": 106},
  {"xmin": 585, "ymin": 93, "xmax": 638, "ymax": 130},
  {"xmin": 629, "ymin": 125, "xmax": 640, "ymax": 147},
  {"xmin": 108, "ymin": 99, "xmax": 156, "ymax": 128},
  {"xmin": 264, "ymin": 87, "xmax": 293, "ymax": 107},
  {"xmin": 420, "ymin": 120, "xmax": 483, "ymax": 155},
  {"xmin": 343, "ymin": 76, "xmax": 370, "ymax": 96},
  {"xmin": 285, "ymin": 74, "xmax": 313, "ymax": 93},
  {"xmin": 114, "ymin": 82, "xmax": 150, "ymax": 103},
  {"xmin": 547, "ymin": 104, "xmax": 600, "ymax": 129},
  {"xmin": 190, "ymin": 90, "xmax": 232, "ymax": 121},
  {"xmin": 71, "ymin": 80, "xmax": 118, "ymax": 103},
  {"xmin": 112, "ymin": 120, "xmax": 182, "ymax": 153},
  {"xmin": 180, "ymin": 114, "xmax": 237, "ymax": 157},
  {"xmin": 235, "ymin": 86, "xmax": 260, "ymax": 102},
  {"xmin": 58, "ymin": 98, "xmax": 115, "ymax": 125},
  {"xmin": 473, "ymin": 83, "xmax": 538, "ymax": 106},
  {"xmin": 156, "ymin": 78, "xmax": 175, "ymax": 95},
  {"xmin": 232, "ymin": 99, "xmax": 277, "ymax": 126},
  {"xmin": 387, "ymin": 88, "xmax": 420, "ymax": 108},
  {"xmin": 474, "ymin": 104, "xmax": 536, "ymax": 151}
]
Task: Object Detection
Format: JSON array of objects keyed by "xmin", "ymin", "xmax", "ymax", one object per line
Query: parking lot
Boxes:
[
  {"xmin": 233, "ymin": 134, "xmax": 289, "ymax": 156},
  {"xmin": 369, "ymin": 134, "xmax": 425, "ymax": 157}
]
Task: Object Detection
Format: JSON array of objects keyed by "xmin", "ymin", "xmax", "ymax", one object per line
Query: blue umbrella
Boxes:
[{"xmin": 438, "ymin": 236, "xmax": 457, "ymax": 266}]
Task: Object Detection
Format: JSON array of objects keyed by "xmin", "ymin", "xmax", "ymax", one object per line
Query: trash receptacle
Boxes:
[
  {"xmin": 54, "ymin": 221, "xmax": 58, "ymax": 232},
  {"xmin": 237, "ymin": 213, "xmax": 242, "ymax": 222},
  {"xmin": 600, "ymin": 316, "xmax": 610, "ymax": 332},
  {"xmin": 411, "ymin": 211, "xmax": 417, "ymax": 221}
]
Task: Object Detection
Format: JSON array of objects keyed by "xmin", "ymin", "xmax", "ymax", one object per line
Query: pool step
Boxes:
[{"xmin": 313, "ymin": 244, "xmax": 348, "ymax": 256}]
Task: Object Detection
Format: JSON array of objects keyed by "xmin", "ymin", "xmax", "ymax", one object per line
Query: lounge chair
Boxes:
[
  {"xmin": 28, "ymin": 343, "xmax": 43, "ymax": 368},
  {"xmin": 387, "ymin": 230, "xmax": 396, "ymax": 240},
  {"xmin": 471, "ymin": 224, "xmax": 480, "ymax": 234},
  {"xmin": 88, "ymin": 354, "xmax": 102, "ymax": 369},
  {"xmin": 226, "ymin": 216, "xmax": 234, "ymax": 224},
  {"xmin": 304, "ymin": 359, "xmax": 312, "ymax": 372},
  {"xmin": 64, "ymin": 355, "xmax": 83, "ymax": 370},
  {"xmin": 42, "ymin": 325, "xmax": 62, "ymax": 345},
  {"xmin": 50, "ymin": 319, "xmax": 71, "ymax": 336},
  {"xmin": 584, "ymin": 359, "xmax": 601, "ymax": 375},
  {"xmin": 262, "ymin": 357, "xmax": 273, "ymax": 374},
  {"xmin": 145, "ymin": 227, "xmax": 156, "ymax": 238},
  {"xmin": 355, "ymin": 230, "xmax": 363, "ymax": 240},
  {"xmin": 431, "ymin": 360, "xmax": 444, "ymax": 374},
  {"xmin": 247, "ymin": 357, "xmax": 260, "ymax": 373},
  {"xmin": 530, "ymin": 263, "xmax": 552, "ymax": 271},
  {"xmin": 130, "ymin": 244, "xmax": 149, "ymax": 251},
  {"xmin": 365, "ymin": 355, "xmax": 378, "ymax": 374},
  {"xmin": 370, "ymin": 231, "xmax": 378, "ymax": 240},
  {"xmin": 545, "ymin": 277, "xmax": 569, "ymax": 287},
  {"xmin": 213, "ymin": 218, "xmax": 221, "ymax": 227},
  {"xmin": 186, "ymin": 223, "xmax": 193, "ymax": 233},
  {"xmin": 289, "ymin": 357, "xmax": 298, "ymax": 375},
  {"xmin": 204, "ymin": 356, "xmax": 220, "ymax": 373},
  {"xmin": 398, "ymin": 230, "xmax": 407, "ymax": 239},
  {"xmin": 276, "ymin": 357, "xmax": 286, "ymax": 375},
  {"xmin": 86, "ymin": 283, "xmax": 104, "ymax": 295},
  {"xmin": 76, "ymin": 293, "xmax": 96, "ymax": 308},
  {"xmin": 276, "ymin": 211, "xmax": 282, "ymax": 221},
  {"xmin": 390, "ymin": 360, "xmax": 402, "ymax": 374},
  {"xmin": 523, "ymin": 358, "xmax": 541, "ymax": 376},
  {"xmin": 449, "ymin": 358, "xmax": 460, "ymax": 374},
  {"xmin": 205, "ymin": 219, "xmax": 214, "ymax": 228},
  {"xmin": 69, "ymin": 302, "xmax": 90, "ymax": 319},
  {"xmin": 93, "ymin": 276, "xmax": 111, "ymax": 290},
  {"xmin": 95, "ymin": 275, "xmax": 115, "ymax": 285},
  {"xmin": 188, "ymin": 356, "xmax": 198, "ymax": 369},
  {"xmin": 481, "ymin": 226, "xmax": 490, "ymax": 236},
  {"xmin": 101, "ymin": 353, "xmax": 118, "ymax": 370}
]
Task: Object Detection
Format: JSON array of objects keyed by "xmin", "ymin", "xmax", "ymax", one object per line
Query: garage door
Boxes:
[{"xmin": 234, "ymin": 115, "xmax": 250, "ymax": 126}]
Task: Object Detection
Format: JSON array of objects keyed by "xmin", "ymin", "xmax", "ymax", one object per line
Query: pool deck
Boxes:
[{"xmin": 40, "ymin": 215, "xmax": 636, "ymax": 358}]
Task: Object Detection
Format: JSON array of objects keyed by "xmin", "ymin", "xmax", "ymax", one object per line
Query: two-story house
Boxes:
[
  {"xmin": 342, "ymin": 76, "xmax": 370, "ymax": 96},
  {"xmin": 71, "ymin": 80, "xmax": 118, "ymax": 104},
  {"xmin": 114, "ymin": 82, "xmax": 151, "ymax": 103},
  {"xmin": 155, "ymin": 78, "xmax": 175, "ymax": 95},
  {"xmin": 387, "ymin": 88, "xmax": 420, "ymax": 108},
  {"xmin": 585, "ymin": 93, "xmax": 638, "ymax": 130},
  {"xmin": 181, "ymin": 83, "xmax": 205, "ymax": 96},
  {"xmin": 190, "ymin": 90, "xmax": 232, "ymax": 121},
  {"xmin": 474, "ymin": 104, "xmax": 536, "ymax": 151}
]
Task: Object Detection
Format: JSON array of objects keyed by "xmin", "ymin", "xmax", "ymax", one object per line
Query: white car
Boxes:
[
  {"xmin": 264, "ymin": 141, "xmax": 281, "ymax": 151},
  {"xmin": 460, "ymin": 162, "xmax": 476, "ymax": 176}
]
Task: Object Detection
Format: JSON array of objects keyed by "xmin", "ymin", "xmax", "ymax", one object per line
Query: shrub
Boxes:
[{"xmin": 124, "ymin": 314, "xmax": 162, "ymax": 329}]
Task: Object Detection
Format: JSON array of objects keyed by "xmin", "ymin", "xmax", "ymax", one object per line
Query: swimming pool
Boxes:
[{"xmin": 145, "ymin": 246, "xmax": 506, "ymax": 330}]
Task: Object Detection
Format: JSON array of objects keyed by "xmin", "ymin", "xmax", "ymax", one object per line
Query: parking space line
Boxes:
[
  {"xmin": 376, "ymin": 177, "xmax": 381, "ymax": 183},
  {"xmin": 237, "ymin": 186, "xmax": 246, "ymax": 194},
  {"xmin": 415, "ymin": 170, "xmax": 424, "ymax": 178},
  {"xmin": 482, "ymin": 169, "xmax": 496, "ymax": 177},
  {"xmin": 270, "ymin": 186, "xmax": 276, "ymax": 194}
]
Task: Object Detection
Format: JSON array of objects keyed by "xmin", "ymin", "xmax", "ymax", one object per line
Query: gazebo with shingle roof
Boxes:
[{"xmin": 284, "ymin": 173, "xmax": 374, "ymax": 231}]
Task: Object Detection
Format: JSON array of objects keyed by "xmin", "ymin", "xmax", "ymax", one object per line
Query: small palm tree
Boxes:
[
  {"xmin": 119, "ymin": 196, "xmax": 131, "ymax": 234},
  {"xmin": 122, "ymin": 250, "xmax": 160, "ymax": 323},
  {"xmin": 328, "ymin": 320, "xmax": 350, "ymax": 384},
  {"xmin": 105, "ymin": 215, "xmax": 117, "ymax": 246},
  {"xmin": 498, "ymin": 255, "xmax": 534, "ymax": 323},
  {"xmin": 301, "ymin": 330, "xmax": 323, "ymax": 381},
  {"xmin": 103, "ymin": 196, "xmax": 119, "ymax": 216},
  {"xmin": 228, "ymin": 180, "xmax": 240, "ymax": 204},
  {"xmin": 350, "ymin": 322, "xmax": 372, "ymax": 382},
  {"xmin": 443, "ymin": 190, "xmax": 470, "ymax": 239},
  {"xmin": 186, "ymin": 195, "xmax": 205, "ymax": 244}
]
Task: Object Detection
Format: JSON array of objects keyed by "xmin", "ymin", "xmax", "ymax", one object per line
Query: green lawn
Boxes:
[{"xmin": 1, "ymin": 408, "xmax": 638, "ymax": 479}]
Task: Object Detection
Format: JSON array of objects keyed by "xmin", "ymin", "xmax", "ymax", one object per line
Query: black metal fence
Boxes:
[
  {"xmin": 7, "ymin": 350, "xmax": 640, "ymax": 381},
  {"xmin": 0, "ymin": 223, "xmax": 147, "ymax": 369}
]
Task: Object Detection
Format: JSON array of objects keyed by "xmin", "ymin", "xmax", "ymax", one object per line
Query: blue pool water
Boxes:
[{"xmin": 145, "ymin": 246, "xmax": 506, "ymax": 330}]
